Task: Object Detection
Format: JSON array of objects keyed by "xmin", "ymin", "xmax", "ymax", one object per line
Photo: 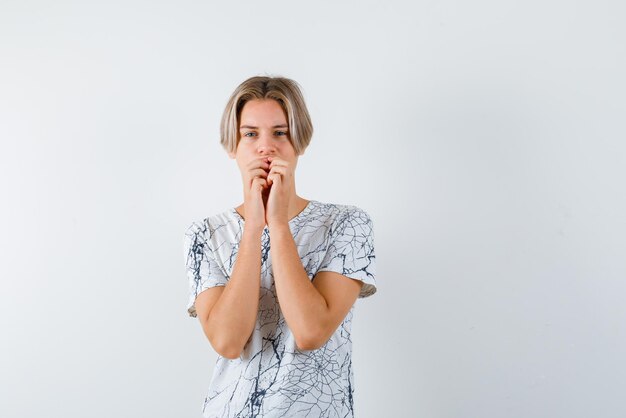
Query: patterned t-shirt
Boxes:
[{"xmin": 183, "ymin": 199, "xmax": 377, "ymax": 418}]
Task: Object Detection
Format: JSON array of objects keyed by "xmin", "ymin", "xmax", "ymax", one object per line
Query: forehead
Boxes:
[{"xmin": 239, "ymin": 99, "xmax": 287, "ymax": 126}]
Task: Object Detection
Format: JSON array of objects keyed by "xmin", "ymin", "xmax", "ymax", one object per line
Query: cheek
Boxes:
[{"xmin": 279, "ymin": 142, "xmax": 296, "ymax": 156}]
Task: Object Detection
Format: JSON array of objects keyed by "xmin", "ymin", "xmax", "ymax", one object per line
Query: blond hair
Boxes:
[{"xmin": 220, "ymin": 76, "xmax": 313, "ymax": 156}]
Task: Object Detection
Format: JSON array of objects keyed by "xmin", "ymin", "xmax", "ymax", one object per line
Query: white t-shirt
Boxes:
[{"xmin": 183, "ymin": 199, "xmax": 377, "ymax": 418}]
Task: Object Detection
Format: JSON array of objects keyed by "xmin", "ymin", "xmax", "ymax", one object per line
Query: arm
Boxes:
[
  {"xmin": 197, "ymin": 156, "xmax": 271, "ymax": 359},
  {"xmin": 269, "ymin": 224, "xmax": 363, "ymax": 350},
  {"xmin": 196, "ymin": 224, "xmax": 264, "ymax": 359}
]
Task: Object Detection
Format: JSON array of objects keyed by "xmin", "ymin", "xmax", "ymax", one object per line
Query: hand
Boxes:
[
  {"xmin": 240, "ymin": 156, "xmax": 271, "ymax": 230},
  {"xmin": 265, "ymin": 156, "xmax": 294, "ymax": 228}
]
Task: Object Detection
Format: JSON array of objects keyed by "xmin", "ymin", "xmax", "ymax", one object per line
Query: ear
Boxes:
[{"xmin": 227, "ymin": 150, "xmax": 236, "ymax": 159}]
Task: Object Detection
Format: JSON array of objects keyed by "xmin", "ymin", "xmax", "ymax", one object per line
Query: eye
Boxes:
[
  {"xmin": 274, "ymin": 131, "xmax": 288, "ymax": 137},
  {"xmin": 243, "ymin": 132, "xmax": 257, "ymax": 138}
]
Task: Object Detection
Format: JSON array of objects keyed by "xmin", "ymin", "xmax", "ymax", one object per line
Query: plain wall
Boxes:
[{"xmin": 1, "ymin": 1, "xmax": 625, "ymax": 417}]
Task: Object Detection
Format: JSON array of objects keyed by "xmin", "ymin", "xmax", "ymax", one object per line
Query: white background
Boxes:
[{"xmin": 1, "ymin": 1, "xmax": 625, "ymax": 417}]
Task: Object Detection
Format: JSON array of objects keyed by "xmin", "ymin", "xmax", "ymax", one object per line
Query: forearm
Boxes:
[
  {"xmin": 205, "ymin": 225, "xmax": 263, "ymax": 357},
  {"xmin": 269, "ymin": 224, "xmax": 328, "ymax": 350}
]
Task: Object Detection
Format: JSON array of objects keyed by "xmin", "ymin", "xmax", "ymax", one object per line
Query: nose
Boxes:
[{"xmin": 256, "ymin": 132, "xmax": 277, "ymax": 155}]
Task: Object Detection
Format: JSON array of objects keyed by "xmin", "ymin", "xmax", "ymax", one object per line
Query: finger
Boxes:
[
  {"xmin": 266, "ymin": 170, "xmax": 282, "ymax": 187},
  {"xmin": 268, "ymin": 172, "xmax": 282, "ymax": 186},
  {"xmin": 269, "ymin": 158, "xmax": 288, "ymax": 168},
  {"xmin": 246, "ymin": 157, "xmax": 271, "ymax": 171},
  {"xmin": 268, "ymin": 168, "xmax": 288, "ymax": 184},
  {"xmin": 249, "ymin": 168, "xmax": 269, "ymax": 179},
  {"xmin": 251, "ymin": 176, "xmax": 268, "ymax": 191},
  {"xmin": 268, "ymin": 166, "xmax": 287, "ymax": 177}
]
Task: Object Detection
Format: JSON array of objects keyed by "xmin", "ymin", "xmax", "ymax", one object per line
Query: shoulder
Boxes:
[
  {"xmin": 184, "ymin": 208, "xmax": 240, "ymax": 243},
  {"xmin": 308, "ymin": 200, "xmax": 373, "ymax": 229}
]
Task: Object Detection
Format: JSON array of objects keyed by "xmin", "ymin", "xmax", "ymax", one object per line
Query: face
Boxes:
[{"xmin": 229, "ymin": 99, "xmax": 298, "ymax": 171}]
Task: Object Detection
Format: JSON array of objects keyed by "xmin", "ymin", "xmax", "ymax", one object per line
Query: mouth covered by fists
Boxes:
[{"xmin": 241, "ymin": 155, "xmax": 294, "ymax": 229}]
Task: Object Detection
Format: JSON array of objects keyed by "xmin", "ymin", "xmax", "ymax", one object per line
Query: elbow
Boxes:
[
  {"xmin": 217, "ymin": 346, "xmax": 242, "ymax": 360},
  {"xmin": 211, "ymin": 338, "xmax": 242, "ymax": 360},
  {"xmin": 202, "ymin": 323, "xmax": 243, "ymax": 360},
  {"xmin": 296, "ymin": 339, "xmax": 319, "ymax": 351},
  {"xmin": 295, "ymin": 329, "xmax": 326, "ymax": 351}
]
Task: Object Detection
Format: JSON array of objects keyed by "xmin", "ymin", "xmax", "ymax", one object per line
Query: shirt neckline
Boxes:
[{"xmin": 231, "ymin": 199, "xmax": 315, "ymax": 227}]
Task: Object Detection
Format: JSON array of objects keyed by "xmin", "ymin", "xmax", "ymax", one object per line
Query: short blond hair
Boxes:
[{"xmin": 220, "ymin": 76, "xmax": 313, "ymax": 156}]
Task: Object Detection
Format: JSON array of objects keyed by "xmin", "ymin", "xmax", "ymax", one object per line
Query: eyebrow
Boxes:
[{"xmin": 240, "ymin": 124, "xmax": 289, "ymax": 130}]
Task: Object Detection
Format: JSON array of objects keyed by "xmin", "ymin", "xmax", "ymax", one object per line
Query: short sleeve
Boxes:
[
  {"xmin": 183, "ymin": 221, "xmax": 229, "ymax": 318},
  {"xmin": 317, "ymin": 207, "xmax": 377, "ymax": 298}
]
